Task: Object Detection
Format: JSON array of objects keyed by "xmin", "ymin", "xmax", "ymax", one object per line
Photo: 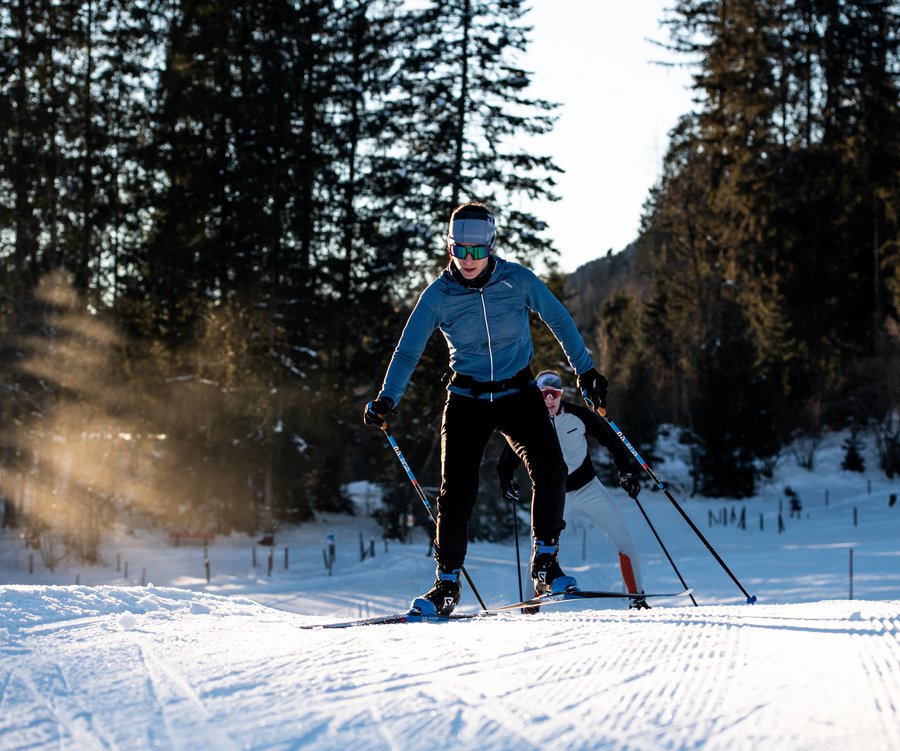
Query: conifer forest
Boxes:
[{"xmin": 1, "ymin": 0, "xmax": 898, "ymax": 561}]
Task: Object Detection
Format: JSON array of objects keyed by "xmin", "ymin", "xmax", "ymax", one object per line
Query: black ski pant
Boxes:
[{"xmin": 434, "ymin": 386, "xmax": 567, "ymax": 571}]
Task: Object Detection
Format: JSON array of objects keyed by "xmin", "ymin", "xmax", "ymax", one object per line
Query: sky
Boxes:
[
  {"xmin": 522, "ymin": 1, "xmax": 697, "ymax": 272},
  {"xmin": 2, "ymin": 430, "xmax": 900, "ymax": 749}
]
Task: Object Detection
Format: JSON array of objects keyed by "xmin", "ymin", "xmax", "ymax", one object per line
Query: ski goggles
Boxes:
[
  {"xmin": 449, "ymin": 244, "xmax": 491, "ymax": 260},
  {"xmin": 541, "ymin": 388, "xmax": 563, "ymax": 400},
  {"xmin": 536, "ymin": 372, "xmax": 564, "ymax": 391}
]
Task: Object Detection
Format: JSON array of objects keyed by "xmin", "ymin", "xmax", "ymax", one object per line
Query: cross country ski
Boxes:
[
  {"xmin": 300, "ymin": 589, "xmax": 693, "ymax": 628},
  {"xmin": 489, "ymin": 587, "xmax": 693, "ymax": 612}
]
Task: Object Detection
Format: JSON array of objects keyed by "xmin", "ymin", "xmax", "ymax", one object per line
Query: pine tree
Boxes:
[
  {"xmin": 618, "ymin": 0, "xmax": 900, "ymax": 494},
  {"xmin": 842, "ymin": 428, "xmax": 866, "ymax": 473},
  {"xmin": 388, "ymin": 0, "xmax": 562, "ymax": 275}
]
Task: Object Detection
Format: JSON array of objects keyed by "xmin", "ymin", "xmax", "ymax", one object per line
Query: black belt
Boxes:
[{"xmin": 449, "ymin": 366, "xmax": 534, "ymax": 397}]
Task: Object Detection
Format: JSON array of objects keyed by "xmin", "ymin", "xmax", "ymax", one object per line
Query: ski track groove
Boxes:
[
  {"xmin": 149, "ymin": 606, "xmax": 900, "ymax": 750},
  {"xmin": 133, "ymin": 636, "xmax": 242, "ymax": 751},
  {"xmin": 415, "ymin": 662, "xmax": 544, "ymax": 748},
  {"xmin": 617, "ymin": 617, "xmax": 722, "ymax": 750},
  {"xmin": 542, "ymin": 615, "xmax": 744, "ymax": 750},
  {"xmin": 291, "ymin": 620, "xmax": 581, "ymax": 749},
  {"xmin": 679, "ymin": 621, "xmax": 756, "ymax": 751},
  {"xmin": 682, "ymin": 608, "xmax": 899, "ymax": 751},
  {"xmin": 185, "ymin": 618, "xmax": 442, "ymax": 749},
  {"xmin": 5, "ymin": 591, "xmax": 899, "ymax": 751},
  {"xmin": 142, "ymin": 616, "xmax": 353, "ymax": 751},
  {"xmin": 365, "ymin": 615, "xmax": 691, "ymax": 750},
  {"xmin": 363, "ymin": 696, "xmax": 402, "ymax": 751},
  {"xmin": 5, "ymin": 656, "xmax": 110, "ymax": 751},
  {"xmin": 0, "ymin": 667, "xmax": 62, "ymax": 751},
  {"xmin": 0, "ymin": 661, "xmax": 12, "ymax": 718},
  {"xmin": 852, "ymin": 613, "xmax": 900, "ymax": 749}
]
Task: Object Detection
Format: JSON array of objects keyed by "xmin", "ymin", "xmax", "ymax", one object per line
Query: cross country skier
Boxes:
[
  {"xmin": 497, "ymin": 370, "xmax": 650, "ymax": 609},
  {"xmin": 364, "ymin": 202, "xmax": 607, "ymax": 616}
]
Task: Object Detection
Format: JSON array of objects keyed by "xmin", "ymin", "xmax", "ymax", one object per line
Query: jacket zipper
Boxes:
[{"xmin": 478, "ymin": 289, "xmax": 495, "ymax": 402}]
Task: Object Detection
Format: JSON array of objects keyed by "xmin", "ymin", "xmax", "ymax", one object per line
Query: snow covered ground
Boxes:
[{"xmin": 2, "ymin": 430, "xmax": 899, "ymax": 750}]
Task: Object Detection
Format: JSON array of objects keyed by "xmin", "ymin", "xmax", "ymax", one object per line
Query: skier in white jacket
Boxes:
[{"xmin": 497, "ymin": 370, "xmax": 650, "ymax": 608}]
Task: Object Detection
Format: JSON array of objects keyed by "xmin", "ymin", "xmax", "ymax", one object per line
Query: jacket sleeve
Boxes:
[
  {"xmin": 520, "ymin": 267, "xmax": 595, "ymax": 375},
  {"xmin": 496, "ymin": 442, "xmax": 523, "ymax": 487},
  {"xmin": 564, "ymin": 401, "xmax": 634, "ymax": 472},
  {"xmin": 376, "ymin": 285, "xmax": 441, "ymax": 406}
]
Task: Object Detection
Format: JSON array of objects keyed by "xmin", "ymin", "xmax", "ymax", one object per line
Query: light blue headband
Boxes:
[{"xmin": 448, "ymin": 217, "xmax": 496, "ymax": 247}]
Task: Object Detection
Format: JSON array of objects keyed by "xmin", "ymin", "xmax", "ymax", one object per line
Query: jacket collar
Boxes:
[{"xmin": 447, "ymin": 255, "xmax": 497, "ymax": 289}]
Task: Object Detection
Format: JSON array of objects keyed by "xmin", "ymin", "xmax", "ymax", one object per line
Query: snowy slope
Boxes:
[
  {"xmin": 2, "ymin": 430, "xmax": 899, "ymax": 750},
  {"xmin": 2, "ymin": 587, "xmax": 899, "ymax": 751}
]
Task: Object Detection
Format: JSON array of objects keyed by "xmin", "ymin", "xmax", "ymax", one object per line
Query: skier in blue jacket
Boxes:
[{"xmin": 364, "ymin": 202, "xmax": 608, "ymax": 616}]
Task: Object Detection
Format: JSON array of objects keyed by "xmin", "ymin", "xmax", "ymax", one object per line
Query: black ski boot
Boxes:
[
  {"xmin": 409, "ymin": 567, "xmax": 461, "ymax": 616},
  {"xmin": 530, "ymin": 538, "xmax": 578, "ymax": 595},
  {"xmin": 630, "ymin": 594, "xmax": 651, "ymax": 610},
  {"xmin": 522, "ymin": 588, "xmax": 542, "ymax": 615}
]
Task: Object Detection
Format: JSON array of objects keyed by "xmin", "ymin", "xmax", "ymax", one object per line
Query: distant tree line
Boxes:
[
  {"xmin": 1, "ymin": 1, "xmax": 897, "ymax": 565},
  {"xmin": 0, "ymin": 0, "xmax": 563, "ymax": 559},
  {"xmin": 575, "ymin": 0, "xmax": 899, "ymax": 497}
]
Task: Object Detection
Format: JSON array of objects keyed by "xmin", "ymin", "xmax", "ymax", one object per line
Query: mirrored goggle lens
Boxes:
[
  {"xmin": 541, "ymin": 388, "xmax": 562, "ymax": 399},
  {"xmin": 536, "ymin": 373, "xmax": 564, "ymax": 390},
  {"xmin": 449, "ymin": 244, "xmax": 490, "ymax": 260}
]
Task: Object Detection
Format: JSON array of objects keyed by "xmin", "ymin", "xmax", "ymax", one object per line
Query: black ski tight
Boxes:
[{"xmin": 434, "ymin": 387, "xmax": 567, "ymax": 570}]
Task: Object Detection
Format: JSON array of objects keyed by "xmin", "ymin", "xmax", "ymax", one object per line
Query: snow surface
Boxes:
[{"xmin": 2, "ymin": 431, "xmax": 899, "ymax": 750}]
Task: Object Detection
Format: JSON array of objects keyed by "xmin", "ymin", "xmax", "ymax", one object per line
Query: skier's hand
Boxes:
[
  {"xmin": 577, "ymin": 368, "xmax": 608, "ymax": 412},
  {"xmin": 363, "ymin": 397, "xmax": 394, "ymax": 427},
  {"xmin": 501, "ymin": 479, "xmax": 520, "ymax": 504},
  {"xmin": 618, "ymin": 471, "xmax": 640, "ymax": 499}
]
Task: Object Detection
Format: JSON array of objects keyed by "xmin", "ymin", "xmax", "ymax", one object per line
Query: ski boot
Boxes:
[
  {"xmin": 531, "ymin": 538, "xmax": 578, "ymax": 595},
  {"xmin": 409, "ymin": 567, "xmax": 461, "ymax": 616},
  {"xmin": 629, "ymin": 593, "xmax": 651, "ymax": 610},
  {"xmin": 522, "ymin": 589, "xmax": 542, "ymax": 616}
]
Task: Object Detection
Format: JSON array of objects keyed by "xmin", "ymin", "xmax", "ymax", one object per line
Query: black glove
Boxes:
[
  {"xmin": 618, "ymin": 470, "xmax": 640, "ymax": 499},
  {"xmin": 577, "ymin": 368, "xmax": 608, "ymax": 410},
  {"xmin": 501, "ymin": 479, "xmax": 520, "ymax": 504},
  {"xmin": 363, "ymin": 397, "xmax": 394, "ymax": 427}
]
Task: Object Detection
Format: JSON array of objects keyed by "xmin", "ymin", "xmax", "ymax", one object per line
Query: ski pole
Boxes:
[
  {"xmin": 588, "ymin": 405, "xmax": 756, "ymax": 604},
  {"xmin": 380, "ymin": 423, "xmax": 488, "ymax": 611},
  {"xmin": 631, "ymin": 494, "xmax": 698, "ymax": 606},
  {"xmin": 583, "ymin": 399, "xmax": 696, "ymax": 604}
]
